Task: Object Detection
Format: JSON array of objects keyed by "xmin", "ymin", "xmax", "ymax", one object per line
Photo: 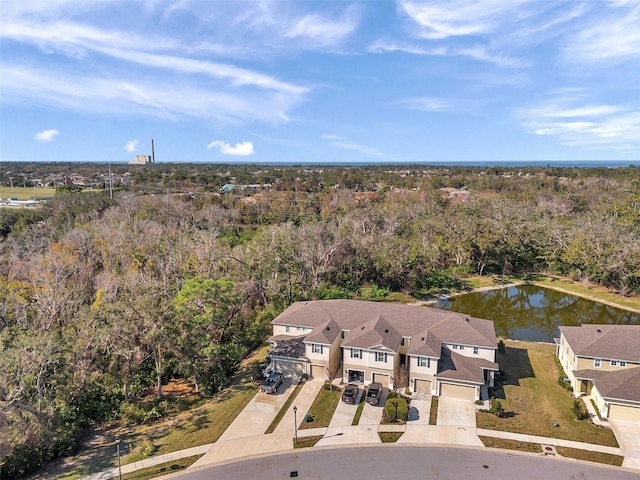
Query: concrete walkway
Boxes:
[{"xmin": 477, "ymin": 428, "xmax": 623, "ymax": 455}]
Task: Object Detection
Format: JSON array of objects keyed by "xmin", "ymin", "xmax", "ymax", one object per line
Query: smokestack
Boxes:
[{"xmin": 151, "ymin": 139, "xmax": 155, "ymax": 163}]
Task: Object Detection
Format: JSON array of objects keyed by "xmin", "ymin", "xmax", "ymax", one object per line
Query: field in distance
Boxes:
[{"xmin": 0, "ymin": 186, "xmax": 58, "ymax": 200}]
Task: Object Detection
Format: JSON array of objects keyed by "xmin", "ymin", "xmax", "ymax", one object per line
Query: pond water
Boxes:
[{"xmin": 438, "ymin": 284, "xmax": 640, "ymax": 343}]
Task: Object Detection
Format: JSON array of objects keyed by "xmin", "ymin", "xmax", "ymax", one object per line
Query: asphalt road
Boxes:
[{"xmin": 162, "ymin": 445, "xmax": 640, "ymax": 480}]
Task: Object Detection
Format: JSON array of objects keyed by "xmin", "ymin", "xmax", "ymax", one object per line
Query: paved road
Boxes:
[{"xmin": 160, "ymin": 445, "xmax": 640, "ymax": 480}]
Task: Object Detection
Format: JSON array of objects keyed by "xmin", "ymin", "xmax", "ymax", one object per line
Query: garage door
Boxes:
[
  {"xmin": 440, "ymin": 383, "xmax": 476, "ymax": 401},
  {"xmin": 310, "ymin": 364, "xmax": 326, "ymax": 380},
  {"xmin": 609, "ymin": 404, "xmax": 640, "ymax": 421},
  {"xmin": 372, "ymin": 373, "xmax": 390, "ymax": 388},
  {"xmin": 272, "ymin": 359, "xmax": 304, "ymax": 378},
  {"xmin": 414, "ymin": 379, "xmax": 431, "ymax": 394}
]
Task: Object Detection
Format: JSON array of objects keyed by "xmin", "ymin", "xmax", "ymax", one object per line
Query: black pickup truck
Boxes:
[
  {"xmin": 365, "ymin": 382, "xmax": 383, "ymax": 405},
  {"xmin": 261, "ymin": 372, "xmax": 284, "ymax": 394}
]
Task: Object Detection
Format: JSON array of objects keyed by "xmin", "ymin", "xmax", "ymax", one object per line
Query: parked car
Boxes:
[
  {"xmin": 342, "ymin": 383, "xmax": 359, "ymax": 404},
  {"xmin": 365, "ymin": 382, "xmax": 383, "ymax": 405},
  {"xmin": 261, "ymin": 372, "xmax": 284, "ymax": 394}
]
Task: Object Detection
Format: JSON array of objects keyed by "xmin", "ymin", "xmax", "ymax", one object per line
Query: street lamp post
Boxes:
[
  {"xmin": 115, "ymin": 437, "xmax": 122, "ymax": 480},
  {"xmin": 293, "ymin": 406, "xmax": 298, "ymax": 445}
]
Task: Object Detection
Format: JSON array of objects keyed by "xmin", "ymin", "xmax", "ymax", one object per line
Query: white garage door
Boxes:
[
  {"xmin": 440, "ymin": 383, "xmax": 476, "ymax": 401},
  {"xmin": 272, "ymin": 359, "xmax": 304, "ymax": 378},
  {"xmin": 372, "ymin": 373, "xmax": 390, "ymax": 388},
  {"xmin": 310, "ymin": 364, "xmax": 326, "ymax": 380},
  {"xmin": 414, "ymin": 379, "xmax": 431, "ymax": 394},
  {"xmin": 609, "ymin": 404, "xmax": 640, "ymax": 421}
]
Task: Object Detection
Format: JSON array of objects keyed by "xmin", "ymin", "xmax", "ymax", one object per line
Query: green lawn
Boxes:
[
  {"xmin": 293, "ymin": 436, "xmax": 323, "ymax": 449},
  {"xmin": 352, "ymin": 391, "xmax": 366, "ymax": 426},
  {"xmin": 0, "ymin": 186, "xmax": 56, "ymax": 200},
  {"xmin": 299, "ymin": 387, "xmax": 341, "ymax": 430},
  {"xmin": 477, "ymin": 340, "xmax": 618, "ymax": 447},
  {"xmin": 120, "ymin": 455, "xmax": 200, "ymax": 480},
  {"xmin": 479, "ymin": 436, "xmax": 540, "ymax": 453},
  {"xmin": 555, "ymin": 447, "xmax": 624, "ymax": 466},
  {"xmin": 378, "ymin": 432, "xmax": 403, "ymax": 443},
  {"xmin": 429, "ymin": 397, "xmax": 438, "ymax": 425}
]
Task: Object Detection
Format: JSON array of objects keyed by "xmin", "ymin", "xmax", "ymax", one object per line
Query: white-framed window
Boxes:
[
  {"xmin": 340, "ymin": 331, "xmax": 346, "ymax": 339},
  {"xmin": 460, "ymin": 345, "xmax": 465, "ymax": 350},
  {"xmin": 351, "ymin": 348, "xmax": 362, "ymax": 359},
  {"xmin": 594, "ymin": 358, "xmax": 601, "ymax": 368},
  {"xmin": 297, "ymin": 326, "xmax": 305, "ymax": 332},
  {"xmin": 473, "ymin": 347, "xmax": 479, "ymax": 355},
  {"xmin": 400, "ymin": 337, "xmax": 406, "ymax": 346},
  {"xmin": 620, "ymin": 361, "xmax": 627, "ymax": 367},
  {"xmin": 285, "ymin": 326, "xmax": 290, "ymax": 333},
  {"xmin": 417, "ymin": 357, "xmax": 430, "ymax": 368},
  {"xmin": 375, "ymin": 352, "xmax": 388, "ymax": 363},
  {"xmin": 312, "ymin": 344, "xmax": 323, "ymax": 354},
  {"xmin": 610, "ymin": 360, "xmax": 618, "ymax": 366},
  {"xmin": 573, "ymin": 354, "xmax": 576, "ymax": 363},
  {"xmin": 452, "ymin": 344, "xmax": 458, "ymax": 350}
]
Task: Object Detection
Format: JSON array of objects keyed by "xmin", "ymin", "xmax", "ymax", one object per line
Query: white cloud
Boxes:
[
  {"xmin": 327, "ymin": 140, "xmax": 395, "ymax": 161},
  {"xmin": 285, "ymin": 5, "xmax": 360, "ymax": 46},
  {"xmin": 124, "ymin": 139, "xmax": 139, "ymax": 152},
  {"xmin": 207, "ymin": 140, "xmax": 255, "ymax": 156},
  {"xmin": 400, "ymin": 97, "xmax": 451, "ymax": 112},
  {"xmin": 564, "ymin": 4, "xmax": 640, "ymax": 63},
  {"xmin": 34, "ymin": 129, "xmax": 59, "ymax": 141}
]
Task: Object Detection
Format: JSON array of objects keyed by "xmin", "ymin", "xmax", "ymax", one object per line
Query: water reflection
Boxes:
[{"xmin": 438, "ymin": 285, "xmax": 640, "ymax": 343}]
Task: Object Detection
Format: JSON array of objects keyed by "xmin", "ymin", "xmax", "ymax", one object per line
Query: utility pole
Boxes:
[{"xmin": 108, "ymin": 165, "xmax": 113, "ymax": 199}]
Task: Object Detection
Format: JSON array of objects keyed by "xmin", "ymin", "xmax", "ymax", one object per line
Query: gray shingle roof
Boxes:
[
  {"xmin": 268, "ymin": 335, "xmax": 306, "ymax": 359},
  {"xmin": 341, "ymin": 315, "xmax": 402, "ymax": 351},
  {"xmin": 574, "ymin": 368, "xmax": 640, "ymax": 404},
  {"xmin": 560, "ymin": 325, "xmax": 640, "ymax": 362},
  {"xmin": 304, "ymin": 318, "xmax": 341, "ymax": 345},
  {"xmin": 437, "ymin": 349, "xmax": 498, "ymax": 384}
]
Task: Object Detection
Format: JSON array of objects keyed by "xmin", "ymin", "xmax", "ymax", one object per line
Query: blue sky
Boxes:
[{"xmin": 2, "ymin": 0, "xmax": 640, "ymax": 164}]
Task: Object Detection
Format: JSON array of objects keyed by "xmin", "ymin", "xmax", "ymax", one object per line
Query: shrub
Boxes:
[
  {"xmin": 359, "ymin": 283, "xmax": 389, "ymax": 299},
  {"xmin": 384, "ymin": 397, "xmax": 408, "ymax": 422},
  {"xmin": 497, "ymin": 340, "xmax": 506, "ymax": 354},
  {"xmin": 573, "ymin": 400, "xmax": 589, "ymax": 420},
  {"xmin": 489, "ymin": 398, "xmax": 504, "ymax": 417}
]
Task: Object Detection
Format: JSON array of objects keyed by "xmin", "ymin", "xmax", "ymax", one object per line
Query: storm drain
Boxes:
[{"xmin": 541, "ymin": 444, "xmax": 557, "ymax": 455}]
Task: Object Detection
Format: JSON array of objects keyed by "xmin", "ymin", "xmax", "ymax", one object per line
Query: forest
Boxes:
[{"xmin": 1, "ymin": 163, "xmax": 639, "ymax": 478}]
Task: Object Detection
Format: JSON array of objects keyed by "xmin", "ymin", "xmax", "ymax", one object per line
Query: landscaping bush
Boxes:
[
  {"xmin": 573, "ymin": 400, "xmax": 589, "ymax": 421},
  {"xmin": 489, "ymin": 398, "xmax": 504, "ymax": 417},
  {"xmin": 384, "ymin": 397, "xmax": 408, "ymax": 422},
  {"xmin": 497, "ymin": 340, "xmax": 506, "ymax": 354}
]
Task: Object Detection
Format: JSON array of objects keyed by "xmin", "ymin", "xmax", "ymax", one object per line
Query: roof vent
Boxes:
[
  {"xmin": 384, "ymin": 329, "xmax": 389, "ymax": 334},
  {"xmin": 466, "ymin": 317, "xmax": 470, "ymax": 322},
  {"xmin": 597, "ymin": 329, "xmax": 602, "ymax": 333},
  {"xmin": 325, "ymin": 326, "xmax": 331, "ymax": 331},
  {"xmin": 421, "ymin": 337, "xmax": 425, "ymax": 341},
  {"xmin": 361, "ymin": 326, "xmax": 365, "ymax": 330}
]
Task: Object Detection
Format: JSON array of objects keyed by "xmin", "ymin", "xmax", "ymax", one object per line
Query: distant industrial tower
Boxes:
[{"xmin": 129, "ymin": 139, "xmax": 156, "ymax": 165}]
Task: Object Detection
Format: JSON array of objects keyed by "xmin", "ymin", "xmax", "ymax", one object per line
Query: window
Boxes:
[
  {"xmin": 312, "ymin": 344, "xmax": 323, "ymax": 354},
  {"xmin": 610, "ymin": 360, "xmax": 618, "ymax": 366},
  {"xmin": 473, "ymin": 347, "xmax": 479, "ymax": 355},
  {"xmin": 573, "ymin": 354, "xmax": 576, "ymax": 363},
  {"xmin": 350, "ymin": 348, "xmax": 362, "ymax": 359},
  {"xmin": 594, "ymin": 358, "xmax": 601, "ymax": 368},
  {"xmin": 400, "ymin": 337, "xmax": 406, "ymax": 346},
  {"xmin": 452, "ymin": 344, "xmax": 458, "ymax": 350},
  {"xmin": 340, "ymin": 331, "xmax": 345, "ymax": 339},
  {"xmin": 297, "ymin": 327, "xmax": 305, "ymax": 332},
  {"xmin": 375, "ymin": 352, "xmax": 388, "ymax": 363},
  {"xmin": 460, "ymin": 345, "xmax": 465, "ymax": 350},
  {"xmin": 417, "ymin": 357, "xmax": 430, "ymax": 368},
  {"xmin": 285, "ymin": 326, "xmax": 290, "ymax": 333},
  {"xmin": 620, "ymin": 361, "xmax": 627, "ymax": 367}
]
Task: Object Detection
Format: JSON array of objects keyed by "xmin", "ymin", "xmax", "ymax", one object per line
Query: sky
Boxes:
[{"xmin": 2, "ymin": 0, "xmax": 640, "ymax": 164}]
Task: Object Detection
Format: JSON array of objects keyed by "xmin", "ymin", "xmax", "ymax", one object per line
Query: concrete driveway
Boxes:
[
  {"xmin": 610, "ymin": 419, "xmax": 640, "ymax": 470},
  {"xmin": 407, "ymin": 398, "xmax": 431, "ymax": 424},
  {"xmin": 274, "ymin": 378, "xmax": 324, "ymax": 434},
  {"xmin": 436, "ymin": 397, "xmax": 476, "ymax": 428},
  {"xmin": 217, "ymin": 377, "xmax": 295, "ymax": 441},
  {"xmin": 328, "ymin": 390, "xmax": 362, "ymax": 427},
  {"xmin": 358, "ymin": 388, "xmax": 388, "ymax": 425}
]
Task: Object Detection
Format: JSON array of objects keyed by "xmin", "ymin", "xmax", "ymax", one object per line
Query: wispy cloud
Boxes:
[
  {"xmin": 34, "ymin": 129, "xmax": 59, "ymax": 141},
  {"xmin": 124, "ymin": 139, "xmax": 139, "ymax": 152},
  {"xmin": 207, "ymin": 140, "xmax": 255, "ymax": 156},
  {"xmin": 518, "ymin": 95, "xmax": 640, "ymax": 150},
  {"xmin": 284, "ymin": 5, "xmax": 360, "ymax": 47},
  {"xmin": 564, "ymin": 3, "xmax": 640, "ymax": 64},
  {"xmin": 399, "ymin": 97, "xmax": 451, "ymax": 112},
  {"xmin": 324, "ymin": 136, "xmax": 395, "ymax": 161}
]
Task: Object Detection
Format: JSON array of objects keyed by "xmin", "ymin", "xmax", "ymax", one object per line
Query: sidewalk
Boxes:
[{"xmin": 477, "ymin": 428, "xmax": 622, "ymax": 455}]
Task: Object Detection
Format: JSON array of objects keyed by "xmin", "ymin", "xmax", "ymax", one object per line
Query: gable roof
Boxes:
[
  {"xmin": 304, "ymin": 318, "xmax": 341, "ymax": 345},
  {"xmin": 437, "ymin": 349, "xmax": 498, "ymax": 384},
  {"xmin": 341, "ymin": 315, "xmax": 402, "ymax": 351},
  {"xmin": 271, "ymin": 300, "xmax": 497, "ymax": 352},
  {"xmin": 574, "ymin": 368, "xmax": 640, "ymax": 404},
  {"xmin": 560, "ymin": 325, "xmax": 640, "ymax": 362}
]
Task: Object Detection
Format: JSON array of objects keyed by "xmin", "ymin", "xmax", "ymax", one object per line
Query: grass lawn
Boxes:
[
  {"xmin": 479, "ymin": 436, "xmax": 540, "ymax": 453},
  {"xmin": 31, "ymin": 346, "xmax": 268, "ymax": 480},
  {"xmin": 555, "ymin": 447, "xmax": 624, "ymax": 467},
  {"xmin": 378, "ymin": 432, "xmax": 403, "ymax": 443},
  {"xmin": 0, "ymin": 186, "xmax": 57, "ymax": 200},
  {"xmin": 299, "ymin": 387, "xmax": 341, "ymax": 430},
  {"xmin": 477, "ymin": 340, "xmax": 618, "ymax": 447},
  {"xmin": 429, "ymin": 397, "xmax": 438, "ymax": 425},
  {"xmin": 352, "ymin": 392, "xmax": 366, "ymax": 426},
  {"xmin": 293, "ymin": 436, "xmax": 323, "ymax": 449},
  {"xmin": 120, "ymin": 455, "xmax": 200, "ymax": 480}
]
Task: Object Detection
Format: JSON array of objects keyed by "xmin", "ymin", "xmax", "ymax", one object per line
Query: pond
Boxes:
[{"xmin": 438, "ymin": 284, "xmax": 640, "ymax": 343}]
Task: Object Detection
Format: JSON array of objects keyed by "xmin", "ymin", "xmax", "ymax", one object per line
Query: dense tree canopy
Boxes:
[{"xmin": 1, "ymin": 164, "xmax": 639, "ymax": 477}]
